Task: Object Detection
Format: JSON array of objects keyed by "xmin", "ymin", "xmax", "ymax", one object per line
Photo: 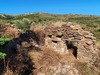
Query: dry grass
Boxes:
[
  {"xmin": 2, "ymin": 63, "xmax": 14, "ymax": 75},
  {"xmin": 96, "ymin": 42, "xmax": 100, "ymax": 50},
  {"xmin": 75, "ymin": 62, "xmax": 97, "ymax": 75},
  {"xmin": 28, "ymin": 47, "xmax": 77, "ymax": 75},
  {"xmin": 3, "ymin": 69, "xmax": 13, "ymax": 75}
]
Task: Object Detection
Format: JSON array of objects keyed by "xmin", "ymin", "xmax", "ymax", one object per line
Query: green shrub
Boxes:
[
  {"xmin": 12, "ymin": 18, "xmax": 32, "ymax": 30},
  {"xmin": 0, "ymin": 37, "xmax": 11, "ymax": 45},
  {"xmin": 0, "ymin": 52, "xmax": 6, "ymax": 60},
  {"xmin": 0, "ymin": 37, "xmax": 11, "ymax": 60}
]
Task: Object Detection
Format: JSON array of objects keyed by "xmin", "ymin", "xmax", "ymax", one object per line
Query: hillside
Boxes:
[
  {"xmin": 0, "ymin": 13, "xmax": 100, "ymax": 42},
  {"xmin": 0, "ymin": 13, "xmax": 100, "ymax": 75}
]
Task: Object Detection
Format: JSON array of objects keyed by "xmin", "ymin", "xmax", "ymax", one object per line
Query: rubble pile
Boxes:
[{"xmin": 43, "ymin": 22, "xmax": 98, "ymax": 63}]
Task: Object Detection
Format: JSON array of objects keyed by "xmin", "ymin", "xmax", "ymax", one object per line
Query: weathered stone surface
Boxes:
[{"xmin": 36, "ymin": 22, "xmax": 99, "ymax": 64}]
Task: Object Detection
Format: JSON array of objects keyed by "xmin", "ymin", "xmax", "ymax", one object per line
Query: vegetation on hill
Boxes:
[
  {"xmin": 0, "ymin": 14, "xmax": 100, "ymax": 74},
  {"xmin": 0, "ymin": 37, "xmax": 11, "ymax": 60},
  {"xmin": 0, "ymin": 13, "xmax": 100, "ymax": 41}
]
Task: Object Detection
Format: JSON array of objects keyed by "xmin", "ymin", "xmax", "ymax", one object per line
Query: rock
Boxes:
[
  {"xmin": 37, "ymin": 72, "xmax": 45, "ymax": 75},
  {"xmin": 70, "ymin": 25, "xmax": 81, "ymax": 30},
  {"xmin": 22, "ymin": 41, "xmax": 31, "ymax": 48},
  {"xmin": 86, "ymin": 40, "xmax": 93, "ymax": 45},
  {"xmin": 84, "ymin": 35, "xmax": 95, "ymax": 39}
]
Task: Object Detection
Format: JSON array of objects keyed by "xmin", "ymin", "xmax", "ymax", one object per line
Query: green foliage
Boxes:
[
  {"xmin": 0, "ymin": 37, "xmax": 10, "ymax": 60},
  {"xmin": 0, "ymin": 14, "xmax": 14, "ymax": 20},
  {"xmin": 12, "ymin": 18, "xmax": 32, "ymax": 30},
  {"xmin": 0, "ymin": 37, "xmax": 11, "ymax": 45},
  {"xmin": 16, "ymin": 72, "xmax": 19, "ymax": 75},
  {"xmin": 0, "ymin": 52, "xmax": 6, "ymax": 60}
]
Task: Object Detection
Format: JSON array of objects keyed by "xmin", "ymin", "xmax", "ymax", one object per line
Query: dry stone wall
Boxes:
[{"xmin": 42, "ymin": 22, "xmax": 98, "ymax": 63}]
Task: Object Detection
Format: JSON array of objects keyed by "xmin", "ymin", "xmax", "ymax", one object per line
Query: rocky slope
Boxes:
[
  {"xmin": 0, "ymin": 22, "xmax": 100, "ymax": 75},
  {"xmin": 30, "ymin": 22, "xmax": 99, "ymax": 75}
]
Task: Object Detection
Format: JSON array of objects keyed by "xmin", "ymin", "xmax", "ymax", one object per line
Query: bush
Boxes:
[
  {"xmin": 0, "ymin": 52, "xmax": 6, "ymax": 60},
  {"xmin": 0, "ymin": 37, "xmax": 11, "ymax": 60},
  {"xmin": 0, "ymin": 37, "xmax": 11, "ymax": 45},
  {"xmin": 12, "ymin": 18, "xmax": 32, "ymax": 30}
]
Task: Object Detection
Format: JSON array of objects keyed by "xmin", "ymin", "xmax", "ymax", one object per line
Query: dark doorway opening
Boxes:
[{"xmin": 65, "ymin": 41, "xmax": 77, "ymax": 58}]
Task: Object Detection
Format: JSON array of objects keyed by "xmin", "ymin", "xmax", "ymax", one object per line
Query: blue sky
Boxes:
[{"xmin": 0, "ymin": 0, "xmax": 100, "ymax": 15}]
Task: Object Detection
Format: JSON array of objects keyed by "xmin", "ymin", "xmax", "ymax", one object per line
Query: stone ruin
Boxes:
[
  {"xmin": 31, "ymin": 22, "xmax": 99, "ymax": 75},
  {"xmin": 37, "ymin": 22, "xmax": 98, "ymax": 63},
  {"xmin": 0, "ymin": 22, "xmax": 99, "ymax": 74},
  {"xmin": 2, "ymin": 22, "xmax": 96, "ymax": 63}
]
